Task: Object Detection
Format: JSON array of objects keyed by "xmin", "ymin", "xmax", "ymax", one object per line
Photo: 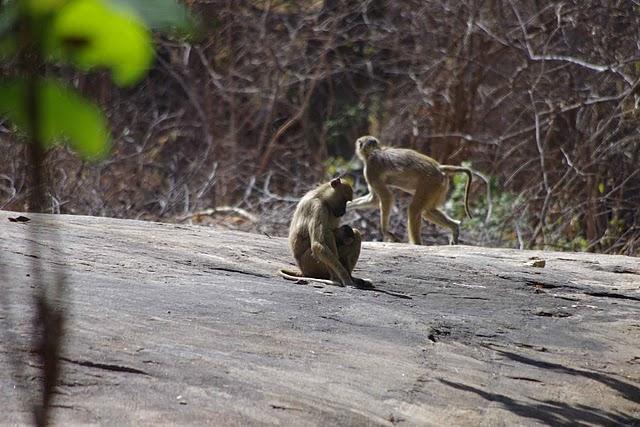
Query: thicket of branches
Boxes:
[{"xmin": 1, "ymin": 0, "xmax": 638, "ymax": 255}]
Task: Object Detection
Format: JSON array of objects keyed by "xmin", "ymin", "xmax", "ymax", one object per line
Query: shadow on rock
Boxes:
[
  {"xmin": 356, "ymin": 283, "xmax": 412, "ymax": 300},
  {"xmin": 439, "ymin": 379, "xmax": 637, "ymax": 427},
  {"xmin": 494, "ymin": 349, "xmax": 640, "ymax": 405}
]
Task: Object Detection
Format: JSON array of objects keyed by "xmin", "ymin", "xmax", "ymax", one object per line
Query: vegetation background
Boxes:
[{"xmin": 1, "ymin": 0, "xmax": 638, "ymax": 255}]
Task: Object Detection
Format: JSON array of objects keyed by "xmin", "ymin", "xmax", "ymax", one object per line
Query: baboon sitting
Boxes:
[{"xmin": 279, "ymin": 178, "xmax": 371, "ymax": 287}]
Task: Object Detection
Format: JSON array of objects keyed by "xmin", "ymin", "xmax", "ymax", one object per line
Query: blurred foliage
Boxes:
[
  {"xmin": 325, "ymin": 103, "xmax": 367, "ymax": 149},
  {"xmin": 324, "ymin": 155, "xmax": 359, "ymax": 181},
  {"xmin": 0, "ymin": 79, "xmax": 110, "ymax": 157},
  {"xmin": 110, "ymin": 0, "xmax": 193, "ymax": 32},
  {"xmin": 0, "ymin": 2, "xmax": 193, "ymax": 424},
  {"xmin": 0, "ymin": 0, "xmax": 192, "ymax": 158},
  {"xmin": 47, "ymin": 0, "xmax": 154, "ymax": 86}
]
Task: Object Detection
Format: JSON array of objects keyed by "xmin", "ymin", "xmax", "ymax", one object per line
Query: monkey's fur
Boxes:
[
  {"xmin": 334, "ymin": 224, "xmax": 356, "ymax": 246},
  {"xmin": 279, "ymin": 178, "xmax": 371, "ymax": 287},
  {"xmin": 349, "ymin": 135, "xmax": 473, "ymax": 245}
]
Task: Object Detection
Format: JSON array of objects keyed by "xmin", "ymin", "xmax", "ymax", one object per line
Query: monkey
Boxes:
[
  {"xmin": 334, "ymin": 224, "xmax": 356, "ymax": 246},
  {"xmin": 279, "ymin": 225, "xmax": 367, "ymax": 287},
  {"xmin": 348, "ymin": 135, "xmax": 477, "ymax": 245},
  {"xmin": 279, "ymin": 178, "xmax": 372, "ymax": 288}
]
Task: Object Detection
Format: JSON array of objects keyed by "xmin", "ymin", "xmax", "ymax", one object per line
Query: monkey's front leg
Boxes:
[
  {"xmin": 311, "ymin": 241, "xmax": 354, "ymax": 287},
  {"xmin": 347, "ymin": 189, "xmax": 378, "ymax": 211}
]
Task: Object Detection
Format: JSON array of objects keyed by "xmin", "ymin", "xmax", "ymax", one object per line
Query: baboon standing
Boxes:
[{"xmin": 349, "ymin": 135, "xmax": 474, "ymax": 245}]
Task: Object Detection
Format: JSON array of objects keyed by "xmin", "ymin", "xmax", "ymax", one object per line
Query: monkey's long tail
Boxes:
[
  {"xmin": 440, "ymin": 166, "xmax": 473, "ymax": 219},
  {"xmin": 471, "ymin": 170, "xmax": 492, "ymax": 224},
  {"xmin": 278, "ymin": 269, "xmax": 343, "ymax": 287}
]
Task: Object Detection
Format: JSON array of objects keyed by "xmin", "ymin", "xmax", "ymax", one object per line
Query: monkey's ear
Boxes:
[{"xmin": 330, "ymin": 178, "xmax": 342, "ymax": 188}]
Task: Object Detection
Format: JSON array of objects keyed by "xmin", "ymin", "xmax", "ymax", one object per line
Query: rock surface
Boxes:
[{"xmin": 1, "ymin": 211, "xmax": 639, "ymax": 425}]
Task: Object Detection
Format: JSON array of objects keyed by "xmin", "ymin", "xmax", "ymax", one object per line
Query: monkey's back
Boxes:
[
  {"xmin": 370, "ymin": 147, "xmax": 445, "ymax": 192},
  {"xmin": 288, "ymin": 188, "xmax": 339, "ymax": 259}
]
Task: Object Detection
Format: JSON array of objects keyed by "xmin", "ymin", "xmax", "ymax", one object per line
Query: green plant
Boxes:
[
  {"xmin": 0, "ymin": 1, "xmax": 192, "ymax": 425},
  {"xmin": 0, "ymin": 0, "xmax": 192, "ymax": 158},
  {"xmin": 447, "ymin": 164, "xmax": 528, "ymax": 247},
  {"xmin": 325, "ymin": 102, "xmax": 367, "ymax": 148},
  {"xmin": 324, "ymin": 155, "xmax": 359, "ymax": 179}
]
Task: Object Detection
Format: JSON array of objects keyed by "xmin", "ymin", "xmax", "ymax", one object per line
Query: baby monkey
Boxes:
[
  {"xmin": 279, "ymin": 178, "xmax": 371, "ymax": 288},
  {"xmin": 334, "ymin": 224, "xmax": 356, "ymax": 246},
  {"xmin": 349, "ymin": 135, "xmax": 476, "ymax": 245}
]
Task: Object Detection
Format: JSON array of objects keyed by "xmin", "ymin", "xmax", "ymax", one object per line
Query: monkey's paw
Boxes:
[
  {"xmin": 353, "ymin": 277, "xmax": 374, "ymax": 289},
  {"xmin": 384, "ymin": 231, "xmax": 402, "ymax": 243}
]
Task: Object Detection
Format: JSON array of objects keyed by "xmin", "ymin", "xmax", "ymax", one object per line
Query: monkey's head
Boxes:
[
  {"xmin": 355, "ymin": 135, "xmax": 380, "ymax": 159},
  {"xmin": 335, "ymin": 224, "xmax": 355, "ymax": 246},
  {"xmin": 325, "ymin": 177, "xmax": 353, "ymax": 217}
]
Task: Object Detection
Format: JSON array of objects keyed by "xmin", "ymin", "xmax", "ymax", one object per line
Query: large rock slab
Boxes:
[{"xmin": 1, "ymin": 211, "xmax": 639, "ymax": 425}]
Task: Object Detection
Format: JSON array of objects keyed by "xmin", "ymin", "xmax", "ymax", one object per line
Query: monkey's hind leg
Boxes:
[
  {"xmin": 407, "ymin": 193, "xmax": 428, "ymax": 245},
  {"xmin": 423, "ymin": 208, "xmax": 461, "ymax": 245},
  {"xmin": 296, "ymin": 248, "xmax": 332, "ymax": 278},
  {"xmin": 288, "ymin": 248, "xmax": 348, "ymax": 286}
]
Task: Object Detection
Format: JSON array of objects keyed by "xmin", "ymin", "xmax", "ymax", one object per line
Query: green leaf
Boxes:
[
  {"xmin": 0, "ymin": 37, "xmax": 17, "ymax": 58},
  {"xmin": 47, "ymin": 0, "xmax": 154, "ymax": 86},
  {"xmin": 25, "ymin": 0, "xmax": 70, "ymax": 15},
  {"xmin": 598, "ymin": 182, "xmax": 605, "ymax": 194},
  {"xmin": 0, "ymin": 79, "xmax": 111, "ymax": 158},
  {"xmin": 108, "ymin": 0, "xmax": 193, "ymax": 32},
  {"xmin": 0, "ymin": 0, "xmax": 19, "ymax": 36}
]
